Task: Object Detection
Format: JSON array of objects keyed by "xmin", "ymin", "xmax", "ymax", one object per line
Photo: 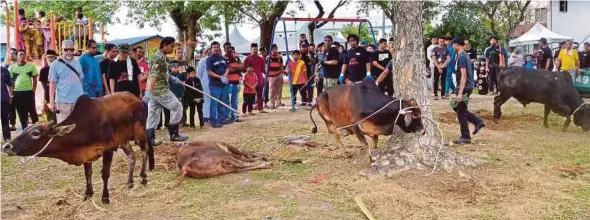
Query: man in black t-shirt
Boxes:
[
  {"xmin": 371, "ymin": 38, "xmax": 393, "ymax": 96},
  {"xmin": 580, "ymin": 42, "xmax": 590, "ymax": 69},
  {"xmin": 340, "ymin": 34, "xmax": 372, "ymax": 84},
  {"xmin": 108, "ymin": 43, "xmax": 141, "ymax": 97},
  {"xmin": 39, "ymin": 50, "xmax": 58, "ymax": 122},
  {"xmin": 537, "ymin": 38, "xmax": 553, "ymax": 70},
  {"xmin": 100, "ymin": 43, "xmax": 119, "ymax": 95},
  {"xmin": 432, "ymin": 37, "xmax": 450, "ymax": 99},
  {"xmin": 300, "ymin": 42, "xmax": 315, "ymax": 106},
  {"xmin": 320, "ymin": 35, "xmax": 341, "ymax": 89}
]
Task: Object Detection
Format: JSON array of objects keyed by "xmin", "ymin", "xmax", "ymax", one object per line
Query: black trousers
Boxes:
[
  {"xmin": 300, "ymin": 84, "xmax": 313, "ymax": 104},
  {"xmin": 188, "ymin": 101, "xmax": 204, "ymax": 127},
  {"xmin": 454, "ymin": 89, "xmax": 483, "ymax": 140},
  {"xmin": 488, "ymin": 64, "xmax": 500, "ymax": 92},
  {"xmin": 291, "ymin": 84, "xmax": 304, "ymax": 105},
  {"xmin": 9, "ymin": 102, "xmax": 16, "ymax": 126},
  {"xmin": 263, "ymin": 80, "xmax": 269, "ymax": 105},
  {"xmin": 1, "ymin": 101, "xmax": 11, "ymax": 140},
  {"xmin": 242, "ymin": 93, "xmax": 256, "ymax": 114},
  {"xmin": 316, "ymin": 78, "xmax": 324, "ymax": 95},
  {"xmin": 13, "ymin": 91, "xmax": 38, "ymax": 130},
  {"xmin": 182, "ymin": 96, "xmax": 191, "ymax": 125},
  {"xmin": 378, "ymin": 74, "xmax": 394, "ymax": 97},
  {"xmin": 433, "ymin": 67, "xmax": 447, "ymax": 96}
]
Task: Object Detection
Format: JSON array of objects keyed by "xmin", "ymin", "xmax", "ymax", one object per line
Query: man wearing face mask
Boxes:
[{"xmin": 48, "ymin": 40, "xmax": 84, "ymax": 122}]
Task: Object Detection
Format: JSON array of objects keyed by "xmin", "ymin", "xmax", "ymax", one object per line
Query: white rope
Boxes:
[
  {"xmin": 421, "ymin": 116, "xmax": 444, "ymax": 176},
  {"xmin": 178, "ymin": 81, "xmax": 240, "ymax": 114},
  {"xmin": 336, "ymin": 99, "xmax": 421, "ymax": 131},
  {"xmin": 19, "ymin": 137, "xmax": 54, "ymax": 164},
  {"xmin": 571, "ymin": 103, "xmax": 589, "ymax": 116}
]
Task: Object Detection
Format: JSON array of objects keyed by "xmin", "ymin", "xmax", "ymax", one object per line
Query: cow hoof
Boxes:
[
  {"xmin": 127, "ymin": 183, "xmax": 134, "ymax": 189},
  {"xmin": 101, "ymin": 197, "xmax": 110, "ymax": 204},
  {"xmin": 493, "ymin": 118, "xmax": 499, "ymax": 124},
  {"xmin": 140, "ymin": 179, "xmax": 148, "ymax": 185}
]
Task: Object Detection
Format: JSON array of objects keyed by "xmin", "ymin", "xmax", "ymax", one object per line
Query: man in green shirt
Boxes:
[
  {"xmin": 8, "ymin": 49, "xmax": 39, "ymax": 130},
  {"xmin": 143, "ymin": 37, "xmax": 188, "ymax": 143}
]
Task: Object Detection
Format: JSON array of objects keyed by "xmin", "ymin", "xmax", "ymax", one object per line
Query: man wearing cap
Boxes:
[
  {"xmin": 320, "ymin": 35, "xmax": 341, "ymax": 89},
  {"xmin": 537, "ymin": 38, "xmax": 553, "ymax": 70},
  {"xmin": 451, "ymin": 37, "xmax": 485, "ymax": 144},
  {"xmin": 484, "ymin": 36, "xmax": 507, "ymax": 94},
  {"xmin": 340, "ymin": 34, "xmax": 372, "ymax": 84},
  {"xmin": 48, "ymin": 40, "xmax": 84, "ymax": 122},
  {"xmin": 581, "ymin": 42, "xmax": 590, "ymax": 69},
  {"xmin": 79, "ymin": 39, "xmax": 104, "ymax": 98},
  {"xmin": 108, "ymin": 43, "xmax": 141, "ymax": 97},
  {"xmin": 243, "ymin": 43, "xmax": 267, "ymax": 113},
  {"xmin": 144, "ymin": 37, "xmax": 188, "ymax": 142}
]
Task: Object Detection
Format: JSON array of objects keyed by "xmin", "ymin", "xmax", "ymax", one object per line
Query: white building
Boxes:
[{"xmin": 536, "ymin": 0, "xmax": 590, "ymax": 43}]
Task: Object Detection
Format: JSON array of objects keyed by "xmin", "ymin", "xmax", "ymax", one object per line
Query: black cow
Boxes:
[
  {"xmin": 309, "ymin": 80, "xmax": 425, "ymax": 160},
  {"xmin": 494, "ymin": 66, "xmax": 590, "ymax": 131}
]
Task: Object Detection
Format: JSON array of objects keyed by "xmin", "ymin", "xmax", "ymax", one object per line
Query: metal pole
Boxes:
[
  {"xmin": 365, "ymin": 20, "xmax": 377, "ymax": 44},
  {"xmin": 282, "ymin": 19, "xmax": 295, "ymax": 108}
]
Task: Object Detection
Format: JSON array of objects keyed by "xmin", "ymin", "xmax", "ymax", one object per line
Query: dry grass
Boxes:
[{"xmin": 2, "ymin": 94, "xmax": 590, "ymax": 220}]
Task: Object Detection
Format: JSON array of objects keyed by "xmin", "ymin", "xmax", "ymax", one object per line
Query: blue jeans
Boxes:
[
  {"xmin": 226, "ymin": 84, "xmax": 240, "ymax": 120},
  {"xmin": 209, "ymin": 85, "xmax": 229, "ymax": 125},
  {"xmin": 445, "ymin": 70, "xmax": 456, "ymax": 95}
]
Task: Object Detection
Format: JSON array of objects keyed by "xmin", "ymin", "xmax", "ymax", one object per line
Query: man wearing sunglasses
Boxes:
[
  {"xmin": 48, "ymin": 40, "xmax": 84, "ymax": 122},
  {"xmin": 79, "ymin": 39, "xmax": 104, "ymax": 98}
]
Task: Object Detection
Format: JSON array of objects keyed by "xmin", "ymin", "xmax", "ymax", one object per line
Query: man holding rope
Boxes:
[{"xmin": 143, "ymin": 37, "xmax": 189, "ymax": 142}]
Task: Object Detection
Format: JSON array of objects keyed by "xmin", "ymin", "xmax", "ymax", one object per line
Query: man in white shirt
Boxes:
[{"xmin": 426, "ymin": 37, "xmax": 438, "ymax": 90}]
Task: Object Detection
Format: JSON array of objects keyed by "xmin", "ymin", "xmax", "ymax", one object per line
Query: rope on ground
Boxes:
[{"xmin": 179, "ymin": 81, "xmax": 240, "ymax": 114}]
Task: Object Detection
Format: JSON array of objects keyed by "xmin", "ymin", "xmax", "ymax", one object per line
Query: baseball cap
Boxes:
[{"xmin": 539, "ymin": 38, "xmax": 547, "ymax": 44}]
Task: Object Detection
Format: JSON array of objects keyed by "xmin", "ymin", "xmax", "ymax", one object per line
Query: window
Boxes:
[
  {"xmin": 559, "ymin": 0, "xmax": 568, "ymax": 12},
  {"xmin": 535, "ymin": 8, "xmax": 547, "ymax": 22}
]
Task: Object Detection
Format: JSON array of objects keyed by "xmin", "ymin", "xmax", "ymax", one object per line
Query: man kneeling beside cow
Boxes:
[{"xmin": 494, "ymin": 66, "xmax": 590, "ymax": 132}]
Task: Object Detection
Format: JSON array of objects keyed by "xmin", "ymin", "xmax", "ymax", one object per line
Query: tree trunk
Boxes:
[
  {"xmin": 184, "ymin": 14, "xmax": 198, "ymax": 64},
  {"xmin": 260, "ymin": 19, "xmax": 275, "ymax": 51},
  {"xmin": 369, "ymin": 1, "xmax": 480, "ymax": 176}
]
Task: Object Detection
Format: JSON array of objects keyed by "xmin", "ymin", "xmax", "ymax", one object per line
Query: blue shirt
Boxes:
[
  {"xmin": 79, "ymin": 53, "xmax": 103, "ymax": 97},
  {"xmin": 206, "ymin": 54, "xmax": 227, "ymax": 87},
  {"xmin": 525, "ymin": 61, "xmax": 534, "ymax": 70},
  {"xmin": 49, "ymin": 58, "xmax": 85, "ymax": 104},
  {"xmin": 447, "ymin": 45, "xmax": 456, "ymax": 73},
  {"xmin": 1, "ymin": 66, "xmax": 12, "ymax": 102},
  {"xmin": 455, "ymin": 52, "xmax": 474, "ymax": 90}
]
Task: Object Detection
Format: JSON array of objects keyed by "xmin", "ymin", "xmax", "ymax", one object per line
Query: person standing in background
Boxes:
[
  {"xmin": 445, "ymin": 37, "xmax": 457, "ymax": 99},
  {"xmin": 1, "ymin": 65, "xmax": 14, "ymax": 141},
  {"xmin": 79, "ymin": 39, "xmax": 104, "ymax": 98},
  {"xmin": 39, "ymin": 50, "xmax": 58, "ymax": 122},
  {"xmin": 8, "ymin": 49, "xmax": 38, "ymax": 130},
  {"xmin": 259, "ymin": 47, "xmax": 271, "ymax": 108},
  {"xmin": 100, "ymin": 43, "xmax": 118, "ymax": 95},
  {"xmin": 431, "ymin": 37, "xmax": 450, "ymax": 100},
  {"xmin": 223, "ymin": 42, "xmax": 244, "ymax": 123},
  {"xmin": 206, "ymin": 41, "xmax": 230, "ymax": 128},
  {"xmin": 242, "ymin": 64, "xmax": 258, "ymax": 116},
  {"xmin": 183, "ymin": 66, "xmax": 204, "ymax": 128},
  {"xmin": 243, "ymin": 43, "xmax": 267, "ymax": 113},
  {"xmin": 267, "ymin": 44, "xmax": 284, "ymax": 109},
  {"xmin": 314, "ymin": 42, "xmax": 325, "ymax": 95},
  {"xmin": 556, "ymin": 40, "xmax": 580, "ymax": 84},
  {"xmin": 108, "ymin": 43, "xmax": 141, "ymax": 97},
  {"xmin": 48, "ymin": 40, "xmax": 84, "ymax": 122},
  {"xmin": 371, "ymin": 38, "xmax": 393, "ymax": 96},
  {"xmin": 166, "ymin": 47, "xmax": 188, "ymax": 127},
  {"xmin": 508, "ymin": 48, "xmax": 525, "ymax": 67},
  {"xmin": 580, "ymin": 42, "xmax": 590, "ymax": 69},
  {"xmin": 484, "ymin": 36, "xmax": 507, "ymax": 95},
  {"xmin": 537, "ymin": 38, "xmax": 553, "ymax": 71},
  {"xmin": 197, "ymin": 48, "xmax": 211, "ymax": 124},
  {"xmin": 426, "ymin": 37, "xmax": 438, "ymax": 90}
]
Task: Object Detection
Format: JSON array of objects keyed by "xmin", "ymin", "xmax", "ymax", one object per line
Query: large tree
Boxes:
[
  {"xmin": 307, "ymin": 0, "xmax": 348, "ymax": 43},
  {"xmin": 226, "ymin": 1, "xmax": 290, "ymax": 50},
  {"xmin": 357, "ymin": 0, "xmax": 439, "ymax": 38},
  {"xmin": 18, "ymin": 0, "xmax": 120, "ymax": 24},
  {"xmin": 369, "ymin": 1, "xmax": 479, "ymax": 176},
  {"xmin": 124, "ymin": 1, "xmax": 215, "ymax": 62}
]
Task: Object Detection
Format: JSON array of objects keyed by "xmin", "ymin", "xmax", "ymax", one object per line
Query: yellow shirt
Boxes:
[{"xmin": 558, "ymin": 49, "xmax": 579, "ymax": 71}]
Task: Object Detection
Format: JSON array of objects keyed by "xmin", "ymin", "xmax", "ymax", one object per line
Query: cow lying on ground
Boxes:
[
  {"xmin": 494, "ymin": 66, "xmax": 590, "ymax": 132},
  {"xmin": 1, "ymin": 92, "xmax": 154, "ymax": 204},
  {"xmin": 309, "ymin": 80, "xmax": 425, "ymax": 160},
  {"xmin": 174, "ymin": 141, "xmax": 270, "ymax": 187}
]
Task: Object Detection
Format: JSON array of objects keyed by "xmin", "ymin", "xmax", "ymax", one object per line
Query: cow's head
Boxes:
[
  {"xmin": 2, "ymin": 121, "xmax": 76, "ymax": 156},
  {"xmin": 396, "ymin": 98, "xmax": 424, "ymax": 134},
  {"xmin": 573, "ymin": 104, "xmax": 590, "ymax": 132}
]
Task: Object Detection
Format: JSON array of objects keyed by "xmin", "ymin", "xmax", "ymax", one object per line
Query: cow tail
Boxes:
[
  {"xmin": 148, "ymin": 139, "xmax": 155, "ymax": 171},
  {"xmin": 310, "ymin": 104, "xmax": 318, "ymax": 134}
]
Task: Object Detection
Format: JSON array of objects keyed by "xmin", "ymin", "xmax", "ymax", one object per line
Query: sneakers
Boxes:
[
  {"xmin": 473, "ymin": 123, "xmax": 486, "ymax": 135},
  {"xmin": 452, "ymin": 138, "xmax": 472, "ymax": 145}
]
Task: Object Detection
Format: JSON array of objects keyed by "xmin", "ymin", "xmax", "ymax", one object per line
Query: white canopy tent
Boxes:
[{"xmin": 509, "ymin": 23, "xmax": 573, "ymax": 46}]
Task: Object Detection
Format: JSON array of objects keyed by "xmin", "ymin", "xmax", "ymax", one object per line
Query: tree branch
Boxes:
[{"xmin": 316, "ymin": 0, "xmax": 347, "ymax": 28}]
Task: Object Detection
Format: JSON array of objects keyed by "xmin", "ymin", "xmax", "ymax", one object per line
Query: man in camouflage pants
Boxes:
[{"xmin": 143, "ymin": 37, "xmax": 188, "ymax": 142}]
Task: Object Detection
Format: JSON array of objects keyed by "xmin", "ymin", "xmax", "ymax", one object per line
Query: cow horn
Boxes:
[{"xmin": 46, "ymin": 120, "xmax": 56, "ymax": 127}]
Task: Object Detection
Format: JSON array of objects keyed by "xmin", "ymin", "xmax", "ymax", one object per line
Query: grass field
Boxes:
[{"xmin": 2, "ymin": 92, "xmax": 590, "ymax": 220}]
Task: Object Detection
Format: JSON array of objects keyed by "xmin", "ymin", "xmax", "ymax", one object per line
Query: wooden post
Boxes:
[
  {"xmin": 14, "ymin": 0, "xmax": 20, "ymax": 50},
  {"xmin": 100, "ymin": 23, "xmax": 105, "ymax": 43},
  {"xmin": 50, "ymin": 10, "xmax": 55, "ymax": 50},
  {"xmin": 6, "ymin": 6, "xmax": 10, "ymax": 49},
  {"xmin": 88, "ymin": 17, "xmax": 93, "ymax": 41}
]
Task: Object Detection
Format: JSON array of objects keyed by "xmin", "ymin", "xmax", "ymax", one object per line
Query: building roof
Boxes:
[
  {"xmin": 108, "ymin": 35, "xmax": 163, "ymax": 46},
  {"xmin": 509, "ymin": 23, "xmax": 538, "ymax": 39}
]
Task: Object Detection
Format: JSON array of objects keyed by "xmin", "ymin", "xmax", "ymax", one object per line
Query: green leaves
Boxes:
[
  {"xmin": 339, "ymin": 23, "xmax": 373, "ymax": 44},
  {"xmin": 18, "ymin": 0, "xmax": 121, "ymax": 24}
]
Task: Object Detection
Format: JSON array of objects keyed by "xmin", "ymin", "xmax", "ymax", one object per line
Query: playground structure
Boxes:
[
  {"xmin": 5, "ymin": 0, "xmax": 104, "ymax": 56},
  {"xmin": 263, "ymin": 17, "xmax": 377, "ymax": 102}
]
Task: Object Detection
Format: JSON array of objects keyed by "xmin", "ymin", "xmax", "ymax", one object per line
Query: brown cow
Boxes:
[
  {"xmin": 174, "ymin": 141, "xmax": 270, "ymax": 187},
  {"xmin": 2, "ymin": 92, "xmax": 154, "ymax": 204},
  {"xmin": 310, "ymin": 80, "xmax": 424, "ymax": 160}
]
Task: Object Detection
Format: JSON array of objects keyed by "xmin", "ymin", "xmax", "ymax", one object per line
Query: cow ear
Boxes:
[
  {"xmin": 404, "ymin": 113, "xmax": 412, "ymax": 127},
  {"xmin": 50, "ymin": 124, "xmax": 76, "ymax": 137}
]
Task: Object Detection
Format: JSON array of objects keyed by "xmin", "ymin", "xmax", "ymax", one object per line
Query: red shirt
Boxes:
[
  {"xmin": 243, "ymin": 54, "xmax": 265, "ymax": 86},
  {"xmin": 243, "ymin": 73, "xmax": 258, "ymax": 94},
  {"xmin": 137, "ymin": 59, "xmax": 149, "ymax": 90}
]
